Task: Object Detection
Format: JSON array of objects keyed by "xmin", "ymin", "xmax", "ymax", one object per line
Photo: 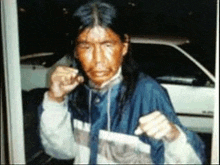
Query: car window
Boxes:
[
  {"xmin": 131, "ymin": 43, "xmax": 214, "ymax": 87},
  {"xmin": 180, "ymin": 44, "xmax": 216, "ymax": 76}
]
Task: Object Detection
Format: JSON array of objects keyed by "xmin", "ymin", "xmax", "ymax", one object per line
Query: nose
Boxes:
[{"xmin": 93, "ymin": 44, "xmax": 105, "ymax": 66}]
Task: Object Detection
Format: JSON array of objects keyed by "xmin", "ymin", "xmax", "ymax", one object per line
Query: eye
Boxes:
[{"xmin": 104, "ymin": 43, "xmax": 113, "ymax": 48}]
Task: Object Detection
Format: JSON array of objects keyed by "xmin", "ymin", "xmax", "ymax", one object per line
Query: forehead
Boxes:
[{"xmin": 77, "ymin": 26, "xmax": 121, "ymax": 43}]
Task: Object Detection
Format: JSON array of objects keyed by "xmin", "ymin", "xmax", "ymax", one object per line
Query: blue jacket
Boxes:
[{"xmin": 38, "ymin": 73, "xmax": 205, "ymax": 164}]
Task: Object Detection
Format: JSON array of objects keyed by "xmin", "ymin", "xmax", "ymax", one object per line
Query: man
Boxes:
[{"xmin": 38, "ymin": 1, "xmax": 205, "ymax": 164}]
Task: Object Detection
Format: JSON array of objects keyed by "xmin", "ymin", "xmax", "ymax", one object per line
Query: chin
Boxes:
[
  {"xmin": 92, "ymin": 78, "xmax": 109, "ymax": 85},
  {"xmin": 91, "ymin": 76, "xmax": 112, "ymax": 86}
]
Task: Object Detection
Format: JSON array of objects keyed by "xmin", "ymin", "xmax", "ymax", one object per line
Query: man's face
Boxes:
[{"xmin": 75, "ymin": 26, "xmax": 128, "ymax": 87}]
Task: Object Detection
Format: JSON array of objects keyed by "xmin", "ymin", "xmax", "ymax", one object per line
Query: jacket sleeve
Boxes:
[
  {"xmin": 38, "ymin": 91, "xmax": 77, "ymax": 159},
  {"xmin": 139, "ymin": 78, "xmax": 206, "ymax": 164},
  {"xmin": 163, "ymin": 125, "xmax": 202, "ymax": 164},
  {"xmin": 154, "ymin": 86, "xmax": 206, "ymax": 164}
]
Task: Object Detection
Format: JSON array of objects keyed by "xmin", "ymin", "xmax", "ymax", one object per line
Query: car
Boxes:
[
  {"xmin": 20, "ymin": 35, "xmax": 215, "ymax": 134},
  {"xmin": 130, "ymin": 35, "xmax": 215, "ymax": 134},
  {"xmin": 20, "ymin": 52, "xmax": 72, "ymax": 91}
]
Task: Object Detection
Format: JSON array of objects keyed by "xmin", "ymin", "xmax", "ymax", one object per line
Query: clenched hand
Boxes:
[
  {"xmin": 48, "ymin": 66, "xmax": 84, "ymax": 102},
  {"xmin": 135, "ymin": 111, "xmax": 180, "ymax": 142}
]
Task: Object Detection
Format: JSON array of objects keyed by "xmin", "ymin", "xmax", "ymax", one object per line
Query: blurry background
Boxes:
[
  {"xmin": 17, "ymin": 0, "xmax": 217, "ymax": 74},
  {"xmin": 1, "ymin": 0, "xmax": 217, "ymax": 164}
]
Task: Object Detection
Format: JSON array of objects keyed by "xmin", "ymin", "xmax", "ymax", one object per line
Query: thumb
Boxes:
[
  {"xmin": 134, "ymin": 126, "xmax": 144, "ymax": 135},
  {"xmin": 62, "ymin": 81, "xmax": 79, "ymax": 92},
  {"xmin": 62, "ymin": 75, "xmax": 84, "ymax": 94}
]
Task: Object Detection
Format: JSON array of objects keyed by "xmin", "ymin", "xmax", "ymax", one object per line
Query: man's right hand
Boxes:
[{"xmin": 48, "ymin": 66, "xmax": 84, "ymax": 103}]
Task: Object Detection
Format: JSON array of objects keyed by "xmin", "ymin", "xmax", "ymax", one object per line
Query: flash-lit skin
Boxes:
[
  {"xmin": 48, "ymin": 25, "xmax": 179, "ymax": 142},
  {"xmin": 47, "ymin": 26, "xmax": 128, "ymax": 102},
  {"xmin": 135, "ymin": 111, "xmax": 180, "ymax": 142},
  {"xmin": 75, "ymin": 26, "xmax": 128, "ymax": 87}
]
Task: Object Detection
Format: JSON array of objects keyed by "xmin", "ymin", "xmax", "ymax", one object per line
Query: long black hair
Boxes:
[{"xmin": 69, "ymin": 0, "xmax": 140, "ymax": 117}]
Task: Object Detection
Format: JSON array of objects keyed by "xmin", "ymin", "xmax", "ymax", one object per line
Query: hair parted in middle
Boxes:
[{"xmin": 69, "ymin": 0, "xmax": 140, "ymax": 118}]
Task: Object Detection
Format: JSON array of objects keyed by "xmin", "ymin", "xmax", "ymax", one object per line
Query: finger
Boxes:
[
  {"xmin": 134, "ymin": 126, "xmax": 144, "ymax": 135},
  {"xmin": 62, "ymin": 83, "xmax": 78, "ymax": 92},
  {"xmin": 61, "ymin": 75, "xmax": 74, "ymax": 86},
  {"xmin": 141, "ymin": 114, "xmax": 168, "ymax": 132},
  {"xmin": 61, "ymin": 76, "xmax": 84, "ymax": 91},
  {"xmin": 56, "ymin": 66, "xmax": 79, "ymax": 74},
  {"xmin": 61, "ymin": 75, "xmax": 71, "ymax": 85},
  {"xmin": 75, "ymin": 75, "xmax": 84, "ymax": 83},
  {"xmin": 61, "ymin": 80, "xmax": 80, "ymax": 92},
  {"xmin": 135, "ymin": 111, "xmax": 163, "ymax": 136},
  {"xmin": 146, "ymin": 120, "xmax": 170, "ymax": 136},
  {"xmin": 154, "ymin": 126, "xmax": 171, "ymax": 140},
  {"xmin": 52, "ymin": 73, "xmax": 70, "ymax": 82},
  {"xmin": 52, "ymin": 72, "xmax": 78, "ymax": 84},
  {"xmin": 64, "ymin": 66, "xmax": 79, "ymax": 74},
  {"xmin": 53, "ymin": 72, "xmax": 78, "ymax": 82},
  {"xmin": 66, "ymin": 73, "xmax": 80, "ymax": 84},
  {"xmin": 66, "ymin": 68, "xmax": 79, "ymax": 74},
  {"xmin": 139, "ymin": 111, "xmax": 161, "ymax": 124}
]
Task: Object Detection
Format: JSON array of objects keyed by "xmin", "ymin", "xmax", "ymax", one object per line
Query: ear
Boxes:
[{"xmin": 122, "ymin": 34, "xmax": 130, "ymax": 56}]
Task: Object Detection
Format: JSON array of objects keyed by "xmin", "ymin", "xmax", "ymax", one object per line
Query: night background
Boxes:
[
  {"xmin": 17, "ymin": 0, "xmax": 217, "ymax": 74},
  {"xmin": 0, "ymin": 0, "xmax": 218, "ymax": 164}
]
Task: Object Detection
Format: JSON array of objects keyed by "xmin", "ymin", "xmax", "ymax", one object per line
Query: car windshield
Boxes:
[
  {"xmin": 131, "ymin": 43, "xmax": 214, "ymax": 87},
  {"xmin": 180, "ymin": 44, "xmax": 216, "ymax": 75}
]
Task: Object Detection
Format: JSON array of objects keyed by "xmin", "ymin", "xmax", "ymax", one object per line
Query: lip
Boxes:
[{"xmin": 90, "ymin": 71, "xmax": 109, "ymax": 77}]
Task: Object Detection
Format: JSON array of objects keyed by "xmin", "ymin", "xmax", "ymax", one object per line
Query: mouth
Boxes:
[{"xmin": 90, "ymin": 70, "xmax": 109, "ymax": 77}]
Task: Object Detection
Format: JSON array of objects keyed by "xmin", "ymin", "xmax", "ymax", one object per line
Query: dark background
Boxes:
[
  {"xmin": 17, "ymin": 0, "xmax": 217, "ymax": 74},
  {"xmin": 1, "ymin": 1, "xmax": 217, "ymax": 164}
]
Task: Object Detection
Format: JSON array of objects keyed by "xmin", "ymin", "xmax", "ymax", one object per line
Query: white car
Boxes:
[
  {"xmin": 130, "ymin": 36, "xmax": 215, "ymax": 133},
  {"xmin": 20, "ymin": 36, "xmax": 215, "ymax": 133},
  {"xmin": 20, "ymin": 52, "xmax": 72, "ymax": 91}
]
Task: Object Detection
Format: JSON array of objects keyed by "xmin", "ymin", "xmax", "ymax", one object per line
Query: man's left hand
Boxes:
[{"xmin": 134, "ymin": 111, "xmax": 180, "ymax": 142}]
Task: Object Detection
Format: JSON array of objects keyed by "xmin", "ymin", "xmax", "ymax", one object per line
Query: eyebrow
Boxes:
[
  {"xmin": 76, "ymin": 40, "xmax": 117, "ymax": 45},
  {"xmin": 101, "ymin": 40, "xmax": 116, "ymax": 44}
]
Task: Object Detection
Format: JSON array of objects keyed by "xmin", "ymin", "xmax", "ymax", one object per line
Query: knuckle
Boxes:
[
  {"xmin": 154, "ymin": 133, "xmax": 160, "ymax": 139},
  {"xmin": 167, "ymin": 124, "xmax": 172, "ymax": 131},
  {"xmin": 148, "ymin": 129, "xmax": 155, "ymax": 136},
  {"xmin": 142, "ymin": 124, "xmax": 148, "ymax": 132},
  {"xmin": 61, "ymin": 76, "xmax": 66, "ymax": 82},
  {"xmin": 56, "ymin": 66, "xmax": 66, "ymax": 72},
  {"xmin": 155, "ymin": 110, "xmax": 160, "ymax": 114},
  {"xmin": 160, "ymin": 113, "xmax": 166, "ymax": 118},
  {"xmin": 140, "ymin": 115, "xmax": 148, "ymax": 123},
  {"xmin": 164, "ymin": 120, "xmax": 169, "ymax": 125},
  {"xmin": 56, "ymin": 66, "xmax": 62, "ymax": 70},
  {"xmin": 51, "ymin": 74, "xmax": 57, "ymax": 82},
  {"xmin": 155, "ymin": 111, "xmax": 161, "ymax": 115}
]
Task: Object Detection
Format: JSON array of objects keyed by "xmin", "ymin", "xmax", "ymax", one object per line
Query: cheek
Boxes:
[
  {"xmin": 108, "ymin": 46, "xmax": 123, "ymax": 60},
  {"xmin": 77, "ymin": 51, "xmax": 93, "ymax": 67},
  {"xmin": 104, "ymin": 47, "xmax": 113, "ymax": 61},
  {"xmin": 112, "ymin": 48, "xmax": 124, "ymax": 65},
  {"xmin": 108, "ymin": 56, "xmax": 123, "ymax": 72},
  {"xmin": 79, "ymin": 56, "xmax": 90, "ymax": 70},
  {"xmin": 85, "ymin": 49, "xmax": 93, "ymax": 61}
]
